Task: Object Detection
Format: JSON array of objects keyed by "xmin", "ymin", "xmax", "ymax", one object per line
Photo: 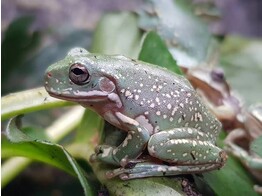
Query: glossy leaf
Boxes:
[
  {"xmin": 139, "ymin": 31, "xmax": 182, "ymax": 75},
  {"xmin": 3, "ymin": 116, "xmax": 94, "ymax": 196},
  {"xmin": 199, "ymin": 157, "xmax": 259, "ymax": 196},
  {"xmin": 91, "ymin": 12, "xmax": 141, "ymax": 58},
  {"xmin": 139, "ymin": 0, "xmax": 218, "ymax": 67},
  {"xmin": 1, "ymin": 87, "xmax": 74, "ymax": 121},
  {"xmin": 195, "ymin": 132, "xmax": 259, "ymax": 196}
]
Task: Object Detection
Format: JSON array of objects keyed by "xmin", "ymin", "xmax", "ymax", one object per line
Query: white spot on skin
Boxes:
[
  {"xmin": 168, "ymin": 130, "xmax": 175, "ymax": 134},
  {"xmin": 167, "ymin": 103, "xmax": 172, "ymax": 110},
  {"xmin": 148, "ymin": 145, "xmax": 156, "ymax": 154},
  {"xmin": 134, "ymin": 95, "xmax": 139, "ymax": 100},
  {"xmin": 122, "ymin": 134, "xmax": 133, "ymax": 147},
  {"xmin": 140, "ymin": 83, "xmax": 144, "ymax": 87},
  {"xmin": 150, "ymin": 103, "xmax": 155, "ymax": 108},
  {"xmin": 157, "ymin": 167, "xmax": 167, "ymax": 172},
  {"xmin": 125, "ymin": 90, "xmax": 132, "ymax": 97},
  {"xmin": 171, "ymin": 106, "xmax": 178, "ymax": 116},
  {"xmin": 178, "ymin": 118, "xmax": 182, "ymax": 123},
  {"xmin": 154, "ymin": 126, "xmax": 160, "ymax": 133},
  {"xmin": 101, "ymin": 147, "xmax": 112, "ymax": 158},
  {"xmin": 166, "ymin": 94, "xmax": 171, "ymax": 98},
  {"xmin": 156, "ymin": 111, "xmax": 161, "ymax": 116},
  {"xmin": 183, "ymin": 153, "xmax": 188, "ymax": 157},
  {"xmin": 163, "ymin": 114, "xmax": 167, "ymax": 119},
  {"xmin": 155, "ymin": 97, "xmax": 160, "ymax": 103},
  {"xmin": 169, "ymin": 117, "xmax": 174, "ymax": 122}
]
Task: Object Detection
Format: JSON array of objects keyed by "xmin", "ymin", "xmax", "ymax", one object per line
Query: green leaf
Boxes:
[
  {"xmin": 139, "ymin": 0, "xmax": 218, "ymax": 67},
  {"xmin": 91, "ymin": 12, "xmax": 142, "ymax": 58},
  {"xmin": 2, "ymin": 16, "xmax": 41, "ymax": 83},
  {"xmin": 194, "ymin": 132, "xmax": 259, "ymax": 196},
  {"xmin": 199, "ymin": 156, "xmax": 259, "ymax": 196},
  {"xmin": 1, "ymin": 87, "xmax": 74, "ymax": 121},
  {"xmin": 3, "ymin": 116, "xmax": 94, "ymax": 196},
  {"xmin": 75, "ymin": 109, "xmax": 104, "ymax": 144},
  {"xmin": 139, "ymin": 31, "xmax": 182, "ymax": 75},
  {"xmin": 251, "ymin": 136, "xmax": 262, "ymax": 157},
  {"xmin": 220, "ymin": 36, "xmax": 262, "ymax": 104}
]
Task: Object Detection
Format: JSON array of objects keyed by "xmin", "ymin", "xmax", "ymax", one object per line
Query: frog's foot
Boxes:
[
  {"xmin": 148, "ymin": 128, "xmax": 227, "ymax": 170},
  {"xmin": 105, "ymin": 162, "xmax": 224, "ymax": 180},
  {"xmin": 90, "ymin": 145, "xmax": 120, "ymax": 166}
]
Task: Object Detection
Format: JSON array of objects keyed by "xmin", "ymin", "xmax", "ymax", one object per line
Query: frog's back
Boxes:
[{"xmin": 94, "ymin": 55, "xmax": 221, "ymax": 143}]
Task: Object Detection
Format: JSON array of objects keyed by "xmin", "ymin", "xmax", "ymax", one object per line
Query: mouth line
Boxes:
[{"xmin": 47, "ymin": 91, "xmax": 108, "ymax": 102}]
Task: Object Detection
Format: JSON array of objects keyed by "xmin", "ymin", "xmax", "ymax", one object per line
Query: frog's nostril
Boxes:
[{"xmin": 47, "ymin": 72, "xmax": 52, "ymax": 78}]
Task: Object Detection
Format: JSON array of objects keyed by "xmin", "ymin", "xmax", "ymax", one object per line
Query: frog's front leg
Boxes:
[{"xmin": 92, "ymin": 112, "xmax": 150, "ymax": 167}]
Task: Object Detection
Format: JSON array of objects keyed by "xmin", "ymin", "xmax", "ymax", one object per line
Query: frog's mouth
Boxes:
[{"xmin": 47, "ymin": 89, "xmax": 109, "ymax": 103}]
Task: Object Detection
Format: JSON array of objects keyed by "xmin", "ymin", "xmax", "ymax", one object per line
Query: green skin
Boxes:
[{"xmin": 45, "ymin": 48, "xmax": 227, "ymax": 180}]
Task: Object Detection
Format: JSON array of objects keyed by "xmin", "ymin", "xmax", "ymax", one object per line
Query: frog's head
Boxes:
[{"xmin": 44, "ymin": 48, "xmax": 116, "ymax": 103}]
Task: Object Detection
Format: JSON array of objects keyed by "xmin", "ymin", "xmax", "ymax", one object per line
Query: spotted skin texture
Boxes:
[{"xmin": 45, "ymin": 48, "xmax": 227, "ymax": 180}]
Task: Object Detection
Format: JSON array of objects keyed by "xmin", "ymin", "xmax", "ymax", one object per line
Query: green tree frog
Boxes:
[{"xmin": 45, "ymin": 48, "xmax": 227, "ymax": 180}]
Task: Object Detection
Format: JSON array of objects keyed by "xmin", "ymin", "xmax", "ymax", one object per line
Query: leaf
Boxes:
[
  {"xmin": 1, "ymin": 87, "xmax": 74, "ymax": 121},
  {"xmin": 3, "ymin": 116, "xmax": 94, "ymax": 196},
  {"xmin": 194, "ymin": 132, "xmax": 259, "ymax": 196},
  {"xmin": 251, "ymin": 135, "xmax": 262, "ymax": 157},
  {"xmin": 139, "ymin": 31, "xmax": 182, "ymax": 75},
  {"xmin": 139, "ymin": 0, "xmax": 218, "ymax": 67},
  {"xmin": 198, "ymin": 157, "xmax": 259, "ymax": 196},
  {"xmin": 75, "ymin": 109, "xmax": 104, "ymax": 144},
  {"xmin": 91, "ymin": 12, "xmax": 142, "ymax": 58},
  {"xmin": 220, "ymin": 36, "xmax": 262, "ymax": 104},
  {"xmin": 2, "ymin": 16, "xmax": 41, "ymax": 83}
]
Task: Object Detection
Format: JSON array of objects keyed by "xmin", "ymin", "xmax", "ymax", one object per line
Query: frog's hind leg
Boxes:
[
  {"xmin": 148, "ymin": 128, "xmax": 227, "ymax": 169},
  {"xmin": 106, "ymin": 161, "xmax": 223, "ymax": 180}
]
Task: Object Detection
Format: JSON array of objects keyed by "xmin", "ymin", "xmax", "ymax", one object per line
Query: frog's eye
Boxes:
[
  {"xmin": 69, "ymin": 63, "xmax": 90, "ymax": 85},
  {"xmin": 211, "ymin": 69, "xmax": 224, "ymax": 82}
]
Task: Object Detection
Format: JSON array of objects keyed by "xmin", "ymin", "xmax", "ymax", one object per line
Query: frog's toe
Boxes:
[
  {"xmin": 89, "ymin": 153, "xmax": 98, "ymax": 163},
  {"xmin": 105, "ymin": 168, "xmax": 126, "ymax": 179},
  {"xmin": 219, "ymin": 150, "xmax": 228, "ymax": 166}
]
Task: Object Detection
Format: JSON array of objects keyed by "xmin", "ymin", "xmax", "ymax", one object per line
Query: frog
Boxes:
[{"xmin": 44, "ymin": 48, "xmax": 227, "ymax": 180}]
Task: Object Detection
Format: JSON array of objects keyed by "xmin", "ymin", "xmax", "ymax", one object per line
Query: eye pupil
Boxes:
[
  {"xmin": 69, "ymin": 63, "xmax": 90, "ymax": 85},
  {"xmin": 72, "ymin": 68, "xmax": 85, "ymax": 75}
]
